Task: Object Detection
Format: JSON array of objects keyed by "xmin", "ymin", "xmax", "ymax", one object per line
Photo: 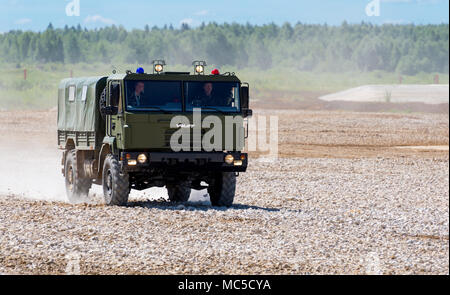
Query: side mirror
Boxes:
[
  {"xmin": 243, "ymin": 109, "xmax": 253, "ymax": 117},
  {"xmin": 241, "ymin": 85, "xmax": 252, "ymax": 118},
  {"xmin": 101, "ymin": 106, "xmax": 118, "ymax": 116},
  {"xmin": 241, "ymin": 85, "xmax": 249, "ymax": 109}
]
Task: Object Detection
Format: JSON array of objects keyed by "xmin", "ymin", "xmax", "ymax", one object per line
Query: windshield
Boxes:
[
  {"xmin": 125, "ymin": 81, "xmax": 182, "ymax": 111},
  {"xmin": 185, "ymin": 82, "xmax": 240, "ymax": 112}
]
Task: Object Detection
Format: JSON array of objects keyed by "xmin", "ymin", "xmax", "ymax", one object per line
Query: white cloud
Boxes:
[
  {"xmin": 15, "ymin": 18, "xmax": 32, "ymax": 25},
  {"xmin": 195, "ymin": 10, "xmax": 209, "ymax": 16},
  {"xmin": 84, "ymin": 15, "xmax": 115, "ymax": 25},
  {"xmin": 180, "ymin": 18, "xmax": 194, "ymax": 25}
]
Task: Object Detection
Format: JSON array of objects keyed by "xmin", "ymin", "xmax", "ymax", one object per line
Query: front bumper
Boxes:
[{"xmin": 120, "ymin": 151, "xmax": 248, "ymax": 172}]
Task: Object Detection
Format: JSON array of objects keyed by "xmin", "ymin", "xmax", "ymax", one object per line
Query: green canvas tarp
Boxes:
[{"xmin": 57, "ymin": 76, "xmax": 107, "ymax": 132}]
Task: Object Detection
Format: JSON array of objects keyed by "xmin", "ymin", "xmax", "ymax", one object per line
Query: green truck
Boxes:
[{"xmin": 57, "ymin": 61, "xmax": 252, "ymax": 207}]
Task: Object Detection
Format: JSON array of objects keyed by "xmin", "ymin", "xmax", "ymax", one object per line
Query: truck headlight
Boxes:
[
  {"xmin": 224, "ymin": 154, "xmax": 234, "ymax": 164},
  {"xmin": 137, "ymin": 154, "xmax": 147, "ymax": 164},
  {"xmin": 128, "ymin": 160, "xmax": 137, "ymax": 166}
]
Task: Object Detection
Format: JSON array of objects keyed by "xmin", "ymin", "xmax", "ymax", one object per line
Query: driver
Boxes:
[{"xmin": 128, "ymin": 81, "xmax": 147, "ymax": 107}]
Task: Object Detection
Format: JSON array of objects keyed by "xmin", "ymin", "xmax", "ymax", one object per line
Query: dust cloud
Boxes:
[
  {"xmin": 0, "ymin": 145, "xmax": 67, "ymax": 201},
  {"xmin": 0, "ymin": 143, "xmax": 209, "ymax": 204},
  {"xmin": 0, "ymin": 106, "xmax": 210, "ymax": 204}
]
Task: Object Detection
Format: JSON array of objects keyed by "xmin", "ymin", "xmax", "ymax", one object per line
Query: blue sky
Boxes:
[{"xmin": 0, "ymin": 0, "xmax": 448, "ymax": 32}]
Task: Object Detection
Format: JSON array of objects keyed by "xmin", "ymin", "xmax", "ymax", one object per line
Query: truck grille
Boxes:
[{"xmin": 164, "ymin": 128, "xmax": 209, "ymax": 149}]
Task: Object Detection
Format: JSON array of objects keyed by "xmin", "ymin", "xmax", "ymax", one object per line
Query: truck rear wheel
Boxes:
[
  {"xmin": 102, "ymin": 154, "xmax": 130, "ymax": 206},
  {"xmin": 208, "ymin": 172, "xmax": 236, "ymax": 207},
  {"xmin": 65, "ymin": 150, "xmax": 91, "ymax": 203},
  {"xmin": 167, "ymin": 182, "xmax": 191, "ymax": 203}
]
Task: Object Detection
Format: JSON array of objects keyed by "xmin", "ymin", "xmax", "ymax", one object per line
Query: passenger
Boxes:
[{"xmin": 199, "ymin": 82, "xmax": 215, "ymax": 106}]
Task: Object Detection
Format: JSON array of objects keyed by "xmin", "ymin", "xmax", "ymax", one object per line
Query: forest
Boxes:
[{"xmin": 0, "ymin": 22, "xmax": 448, "ymax": 75}]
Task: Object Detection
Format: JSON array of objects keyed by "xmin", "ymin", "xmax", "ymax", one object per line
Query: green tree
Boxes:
[{"xmin": 66, "ymin": 34, "xmax": 82, "ymax": 63}]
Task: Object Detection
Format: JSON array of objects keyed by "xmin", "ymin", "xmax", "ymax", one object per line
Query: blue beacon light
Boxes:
[{"xmin": 136, "ymin": 67, "xmax": 145, "ymax": 74}]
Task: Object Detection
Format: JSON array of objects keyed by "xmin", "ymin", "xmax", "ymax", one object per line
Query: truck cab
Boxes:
[{"xmin": 58, "ymin": 61, "xmax": 252, "ymax": 207}]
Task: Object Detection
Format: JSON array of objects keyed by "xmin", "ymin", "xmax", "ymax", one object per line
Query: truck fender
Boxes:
[
  {"xmin": 61, "ymin": 139, "xmax": 76, "ymax": 176},
  {"xmin": 65, "ymin": 138, "xmax": 76, "ymax": 151},
  {"xmin": 98, "ymin": 143, "xmax": 112, "ymax": 177}
]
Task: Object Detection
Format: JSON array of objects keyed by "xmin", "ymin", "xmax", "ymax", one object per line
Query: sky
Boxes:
[{"xmin": 0, "ymin": 0, "xmax": 448, "ymax": 32}]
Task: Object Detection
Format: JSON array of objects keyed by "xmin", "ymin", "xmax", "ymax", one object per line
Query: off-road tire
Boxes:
[
  {"xmin": 102, "ymin": 154, "xmax": 130, "ymax": 206},
  {"xmin": 167, "ymin": 182, "xmax": 191, "ymax": 203},
  {"xmin": 65, "ymin": 150, "xmax": 91, "ymax": 203},
  {"xmin": 208, "ymin": 172, "xmax": 236, "ymax": 207}
]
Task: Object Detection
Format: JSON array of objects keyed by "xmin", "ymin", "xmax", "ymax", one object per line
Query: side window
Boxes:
[
  {"xmin": 81, "ymin": 85, "xmax": 88, "ymax": 102},
  {"xmin": 118, "ymin": 85, "xmax": 123, "ymax": 113},
  {"xmin": 109, "ymin": 82, "xmax": 122, "ymax": 112},
  {"xmin": 68, "ymin": 85, "xmax": 76, "ymax": 102}
]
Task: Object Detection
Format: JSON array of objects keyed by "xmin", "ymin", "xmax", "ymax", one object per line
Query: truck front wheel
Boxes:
[
  {"xmin": 65, "ymin": 150, "xmax": 91, "ymax": 203},
  {"xmin": 208, "ymin": 172, "xmax": 236, "ymax": 207},
  {"xmin": 102, "ymin": 155, "xmax": 130, "ymax": 206}
]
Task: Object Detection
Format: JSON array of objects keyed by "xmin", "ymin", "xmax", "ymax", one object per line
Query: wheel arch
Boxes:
[
  {"xmin": 61, "ymin": 139, "xmax": 76, "ymax": 176},
  {"xmin": 65, "ymin": 138, "xmax": 76, "ymax": 150},
  {"xmin": 98, "ymin": 143, "xmax": 112, "ymax": 178}
]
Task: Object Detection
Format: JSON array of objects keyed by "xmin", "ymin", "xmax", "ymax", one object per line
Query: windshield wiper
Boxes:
[
  {"xmin": 139, "ymin": 106, "xmax": 171, "ymax": 113},
  {"xmin": 194, "ymin": 106, "xmax": 226, "ymax": 114}
]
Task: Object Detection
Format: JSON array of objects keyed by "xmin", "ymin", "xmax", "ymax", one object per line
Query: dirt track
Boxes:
[{"xmin": 0, "ymin": 109, "xmax": 448, "ymax": 274}]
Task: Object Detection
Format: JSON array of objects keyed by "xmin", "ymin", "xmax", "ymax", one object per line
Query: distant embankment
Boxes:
[{"xmin": 319, "ymin": 85, "xmax": 449, "ymax": 105}]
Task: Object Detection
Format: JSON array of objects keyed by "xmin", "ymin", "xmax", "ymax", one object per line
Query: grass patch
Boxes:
[{"xmin": 0, "ymin": 63, "xmax": 448, "ymax": 110}]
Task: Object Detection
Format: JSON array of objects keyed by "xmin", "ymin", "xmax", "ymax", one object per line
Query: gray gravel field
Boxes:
[
  {"xmin": 0, "ymin": 156, "xmax": 448, "ymax": 275},
  {"xmin": 0, "ymin": 109, "xmax": 448, "ymax": 275}
]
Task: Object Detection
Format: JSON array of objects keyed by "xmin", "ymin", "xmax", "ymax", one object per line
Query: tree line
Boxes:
[{"xmin": 0, "ymin": 22, "xmax": 448, "ymax": 75}]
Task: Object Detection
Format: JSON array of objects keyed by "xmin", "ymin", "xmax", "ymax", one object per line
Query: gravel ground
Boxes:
[
  {"xmin": 0, "ymin": 109, "xmax": 448, "ymax": 274},
  {"xmin": 0, "ymin": 157, "xmax": 448, "ymax": 275}
]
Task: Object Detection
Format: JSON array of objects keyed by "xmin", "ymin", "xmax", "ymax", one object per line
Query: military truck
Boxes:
[{"xmin": 57, "ymin": 61, "xmax": 252, "ymax": 207}]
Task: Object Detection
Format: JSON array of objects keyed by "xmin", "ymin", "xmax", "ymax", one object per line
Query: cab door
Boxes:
[{"xmin": 107, "ymin": 81, "xmax": 125, "ymax": 148}]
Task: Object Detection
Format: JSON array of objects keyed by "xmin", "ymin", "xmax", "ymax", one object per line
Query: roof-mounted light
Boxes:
[
  {"xmin": 192, "ymin": 61, "xmax": 207, "ymax": 75},
  {"xmin": 195, "ymin": 65, "xmax": 204, "ymax": 74},
  {"xmin": 152, "ymin": 59, "xmax": 166, "ymax": 74}
]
